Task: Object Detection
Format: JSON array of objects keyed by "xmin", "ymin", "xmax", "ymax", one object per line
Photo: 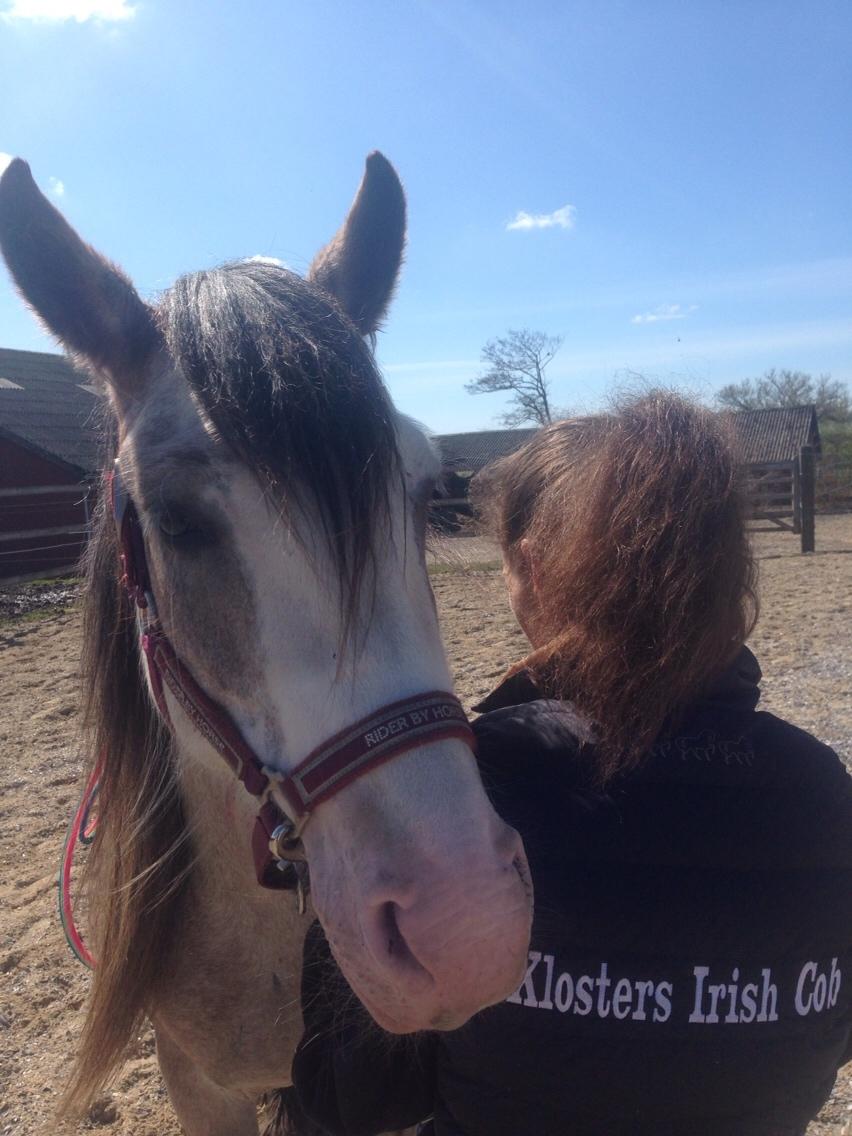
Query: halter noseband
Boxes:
[{"xmin": 110, "ymin": 464, "xmax": 475, "ymax": 899}]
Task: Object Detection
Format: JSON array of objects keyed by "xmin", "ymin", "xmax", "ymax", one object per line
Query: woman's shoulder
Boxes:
[
  {"xmin": 473, "ymin": 670, "xmax": 594, "ymax": 756},
  {"xmin": 472, "ymin": 689, "xmax": 604, "ymax": 848},
  {"xmin": 748, "ymin": 711, "xmax": 852, "ymax": 848},
  {"xmin": 472, "ymin": 688, "xmax": 598, "ymax": 817},
  {"xmin": 474, "ymin": 697, "xmax": 593, "ymax": 754},
  {"xmin": 751, "ymin": 709, "xmax": 850, "ymax": 783}
]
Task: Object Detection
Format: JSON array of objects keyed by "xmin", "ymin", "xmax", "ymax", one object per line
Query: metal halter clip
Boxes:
[
  {"xmin": 270, "ymin": 822, "xmax": 310, "ymax": 914},
  {"xmin": 269, "ymin": 818, "xmax": 302, "ymax": 860}
]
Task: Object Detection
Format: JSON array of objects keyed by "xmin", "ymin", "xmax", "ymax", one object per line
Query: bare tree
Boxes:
[
  {"xmin": 717, "ymin": 369, "xmax": 851, "ymax": 423},
  {"xmin": 466, "ymin": 328, "xmax": 563, "ymax": 427}
]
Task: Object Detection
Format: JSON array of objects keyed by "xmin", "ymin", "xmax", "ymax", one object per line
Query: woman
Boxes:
[{"xmin": 291, "ymin": 392, "xmax": 852, "ymax": 1136}]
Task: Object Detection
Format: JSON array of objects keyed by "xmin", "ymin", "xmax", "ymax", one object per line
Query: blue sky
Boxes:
[{"xmin": 1, "ymin": 0, "xmax": 850, "ymax": 431}]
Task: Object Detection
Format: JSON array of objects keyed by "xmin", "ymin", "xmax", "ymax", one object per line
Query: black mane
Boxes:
[{"xmin": 157, "ymin": 260, "xmax": 400, "ymax": 618}]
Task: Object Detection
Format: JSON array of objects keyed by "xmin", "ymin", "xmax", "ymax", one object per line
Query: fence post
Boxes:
[
  {"xmin": 792, "ymin": 462, "xmax": 801, "ymax": 533},
  {"xmin": 799, "ymin": 445, "xmax": 815, "ymax": 553}
]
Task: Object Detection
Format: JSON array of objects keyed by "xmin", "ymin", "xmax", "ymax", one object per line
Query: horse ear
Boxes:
[
  {"xmin": 0, "ymin": 158, "xmax": 157, "ymax": 390},
  {"xmin": 308, "ymin": 151, "xmax": 406, "ymax": 337}
]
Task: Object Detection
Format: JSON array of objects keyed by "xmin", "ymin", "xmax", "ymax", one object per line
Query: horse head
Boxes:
[{"xmin": 0, "ymin": 154, "xmax": 532, "ymax": 1034}]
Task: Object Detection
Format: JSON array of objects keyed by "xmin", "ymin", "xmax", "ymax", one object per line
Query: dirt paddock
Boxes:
[{"xmin": 1, "ymin": 516, "xmax": 851, "ymax": 1135}]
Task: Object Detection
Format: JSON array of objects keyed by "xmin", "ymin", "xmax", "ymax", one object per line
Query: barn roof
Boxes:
[
  {"xmin": 436, "ymin": 406, "xmax": 820, "ymax": 476},
  {"xmin": 729, "ymin": 405, "xmax": 820, "ymax": 465},
  {"xmin": 435, "ymin": 428, "xmax": 539, "ymax": 474},
  {"xmin": 0, "ymin": 347, "xmax": 103, "ymax": 476},
  {"xmin": 0, "ymin": 346, "xmax": 821, "ymax": 482}
]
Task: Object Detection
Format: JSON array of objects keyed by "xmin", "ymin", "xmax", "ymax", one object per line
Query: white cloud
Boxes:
[
  {"xmin": 0, "ymin": 152, "xmax": 13, "ymax": 177},
  {"xmin": 506, "ymin": 204, "xmax": 576, "ymax": 232},
  {"xmin": 631, "ymin": 303, "xmax": 698, "ymax": 325},
  {"xmin": 1, "ymin": 0, "xmax": 135, "ymax": 22},
  {"xmin": 245, "ymin": 255, "xmax": 287, "ymax": 267},
  {"xmin": 48, "ymin": 176, "xmax": 64, "ymax": 197}
]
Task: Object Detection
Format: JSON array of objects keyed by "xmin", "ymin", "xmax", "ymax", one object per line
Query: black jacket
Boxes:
[{"xmin": 293, "ymin": 650, "xmax": 852, "ymax": 1136}]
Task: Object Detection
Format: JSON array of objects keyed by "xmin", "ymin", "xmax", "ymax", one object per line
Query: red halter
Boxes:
[{"xmin": 110, "ymin": 465, "xmax": 475, "ymax": 895}]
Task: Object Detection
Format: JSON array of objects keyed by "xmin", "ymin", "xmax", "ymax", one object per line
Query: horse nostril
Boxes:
[
  {"xmin": 381, "ymin": 901, "xmax": 413, "ymax": 962},
  {"xmin": 362, "ymin": 900, "xmax": 434, "ymax": 997}
]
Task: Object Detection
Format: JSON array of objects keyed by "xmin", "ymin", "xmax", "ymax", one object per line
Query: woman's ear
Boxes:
[
  {"xmin": 518, "ymin": 538, "xmax": 543, "ymax": 600},
  {"xmin": 503, "ymin": 539, "xmax": 545, "ymax": 647}
]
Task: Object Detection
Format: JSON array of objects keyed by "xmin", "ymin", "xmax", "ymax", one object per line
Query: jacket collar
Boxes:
[
  {"xmin": 702, "ymin": 645, "xmax": 762, "ymax": 712},
  {"xmin": 473, "ymin": 645, "xmax": 762, "ymax": 717},
  {"xmin": 473, "ymin": 668, "xmax": 542, "ymax": 714}
]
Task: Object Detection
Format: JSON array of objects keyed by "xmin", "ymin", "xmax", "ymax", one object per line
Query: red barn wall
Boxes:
[{"xmin": 0, "ymin": 435, "xmax": 91, "ymax": 581}]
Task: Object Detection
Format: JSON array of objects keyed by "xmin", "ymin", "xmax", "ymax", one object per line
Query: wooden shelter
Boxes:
[
  {"xmin": 730, "ymin": 405, "xmax": 820, "ymax": 552},
  {"xmin": 0, "ymin": 348, "xmax": 101, "ymax": 583}
]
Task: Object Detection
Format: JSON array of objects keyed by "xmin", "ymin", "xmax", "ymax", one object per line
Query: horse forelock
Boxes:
[{"xmin": 155, "ymin": 260, "xmax": 401, "ymax": 627}]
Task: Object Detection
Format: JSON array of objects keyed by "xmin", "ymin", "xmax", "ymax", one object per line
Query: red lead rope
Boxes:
[{"xmin": 59, "ymin": 760, "xmax": 102, "ymax": 969}]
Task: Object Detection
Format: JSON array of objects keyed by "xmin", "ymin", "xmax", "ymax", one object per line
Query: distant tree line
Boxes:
[
  {"xmin": 717, "ymin": 370, "xmax": 852, "ymax": 482},
  {"xmin": 716, "ymin": 370, "xmax": 851, "ymax": 424}
]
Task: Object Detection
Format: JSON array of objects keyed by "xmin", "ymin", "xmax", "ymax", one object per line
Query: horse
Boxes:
[{"xmin": 0, "ymin": 153, "xmax": 533, "ymax": 1135}]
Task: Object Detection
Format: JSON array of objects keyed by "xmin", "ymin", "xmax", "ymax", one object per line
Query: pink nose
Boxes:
[{"xmin": 361, "ymin": 819, "xmax": 532, "ymax": 1030}]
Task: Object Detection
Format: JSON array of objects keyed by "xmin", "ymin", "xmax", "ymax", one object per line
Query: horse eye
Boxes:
[
  {"xmin": 155, "ymin": 503, "xmax": 218, "ymax": 550},
  {"xmin": 158, "ymin": 511, "xmax": 194, "ymax": 540}
]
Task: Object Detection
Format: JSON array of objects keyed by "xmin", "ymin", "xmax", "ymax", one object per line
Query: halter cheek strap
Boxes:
[{"xmin": 109, "ymin": 465, "xmax": 475, "ymax": 895}]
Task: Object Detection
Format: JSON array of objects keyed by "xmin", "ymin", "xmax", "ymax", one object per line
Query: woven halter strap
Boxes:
[{"xmin": 109, "ymin": 465, "xmax": 475, "ymax": 892}]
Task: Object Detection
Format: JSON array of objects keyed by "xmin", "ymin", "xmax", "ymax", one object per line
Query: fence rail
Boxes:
[
  {"xmin": 817, "ymin": 457, "xmax": 852, "ymax": 512},
  {"xmin": 742, "ymin": 465, "xmax": 797, "ymax": 531},
  {"xmin": 0, "ymin": 481, "xmax": 92, "ymax": 581}
]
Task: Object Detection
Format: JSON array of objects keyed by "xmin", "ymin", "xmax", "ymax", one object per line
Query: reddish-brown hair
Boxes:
[{"xmin": 475, "ymin": 391, "xmax": 758, "ymax": 782}]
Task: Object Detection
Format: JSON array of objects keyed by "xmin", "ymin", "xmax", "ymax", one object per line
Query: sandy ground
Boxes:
[{"xmin": 1, "ymin": 515, "xmax": 850, "ymax": 1135}]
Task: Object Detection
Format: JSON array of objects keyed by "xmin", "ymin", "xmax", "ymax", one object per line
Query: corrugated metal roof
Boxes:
[
  {"xmin": 0, "ymin": 348, "xmax": 103, "ymax": 475},
  {"xmin": 435, "ymin": 428, "xmax": 538, "ymax": 474},
  {"xmin": 728, "ymin": 405, "xmax": 820, "ymax": 466}
]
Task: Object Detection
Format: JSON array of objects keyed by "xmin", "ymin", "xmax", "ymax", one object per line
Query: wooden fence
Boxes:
[
  {"xmin": 817, "ymin": 457, "xmax": 852, "ymax": 513},
  {"xmin": 743, "ymin": 448, "xmax": 817, "ymax": 552},
  {"xmin": 744, "ymin": 464, "xmax": 799, "ymax": 532}
]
